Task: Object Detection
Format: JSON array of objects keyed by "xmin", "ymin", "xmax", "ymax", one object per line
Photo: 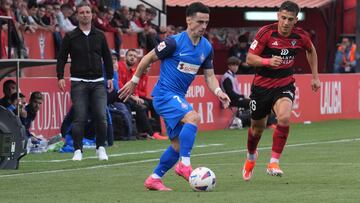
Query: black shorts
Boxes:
[{"xmin": 249, "ymin": 83, "xmax": 295, "ymax": 120}]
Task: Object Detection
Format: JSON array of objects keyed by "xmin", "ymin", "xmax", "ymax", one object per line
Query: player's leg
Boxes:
[
  {"xmin": 91, "ymin": 82, "xmax": 109, "ymax": 161},
  {"xmin": 267, "ymin": 97, "xmax": 292, "ymax": 177},
  {"xmin": 175, "ymin": 110, "xmax": 200, "ymax": 181},
  {"xmin": 70, "ymin": 82, "xmax": 90, "ymax": 161},
  {"xmin": 242, "ymin": 89, "xmax": 271, "ymax": 181},
  {"xmin": 144, "ymin": 138, "xmax": 180, "ymax": 191},
  {"xmin": 242, "ymin": 117, "xmax": 267, "ymax": 181}
]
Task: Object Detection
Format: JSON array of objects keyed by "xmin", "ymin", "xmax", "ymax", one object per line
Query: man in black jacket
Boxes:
[{"xmin": 56, "ymin": 1, "xmax": 113, "ymax": 161}]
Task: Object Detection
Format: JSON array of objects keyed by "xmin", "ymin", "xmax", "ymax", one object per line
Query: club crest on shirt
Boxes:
[
  {"xmin": 181, "ymin": 103, "xmax": 188, "ymax": 109},
  {"xmin": 291, "ymin": 40, "xmax": 297, "ymax": 46},
  {"xmin": 157, "ymin": 41, "xmax": 166, "ymax": 52}
]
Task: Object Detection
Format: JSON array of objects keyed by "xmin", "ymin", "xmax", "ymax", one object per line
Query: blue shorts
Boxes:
[{"xmin": 153, "ymin": 93, "xmax": 193, "ymax": 139}]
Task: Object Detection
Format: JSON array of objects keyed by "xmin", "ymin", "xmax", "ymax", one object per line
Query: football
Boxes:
[{"xmin": 189, "ymin": 167, "xmax": 216, "ymax": 192}]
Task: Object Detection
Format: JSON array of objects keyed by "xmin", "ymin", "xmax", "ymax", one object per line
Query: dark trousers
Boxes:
[
  {"xmin": 71, "ymin": 81, "xmax": 107, "ymax": 150},
  {"xmin": 126, "ymin": 99, "xmax": 154, "ymax": 136}
]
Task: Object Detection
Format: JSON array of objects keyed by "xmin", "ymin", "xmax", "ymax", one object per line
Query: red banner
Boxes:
[{"xmin": 0, "ymin": 74, "xmax": 359, "ymax": 138}]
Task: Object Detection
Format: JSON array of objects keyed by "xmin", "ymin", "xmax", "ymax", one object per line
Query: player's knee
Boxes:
[{"xmin": 277, "ymin": 114, "xmax": 291, "ymax": 126}]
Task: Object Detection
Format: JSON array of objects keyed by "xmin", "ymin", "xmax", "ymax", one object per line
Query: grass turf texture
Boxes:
[{"xmin": 0, "ymin": 119, "xmax": 359, "ymax": 203}]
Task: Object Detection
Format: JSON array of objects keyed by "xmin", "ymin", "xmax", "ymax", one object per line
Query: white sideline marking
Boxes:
[
  {"xmin": 22, "ymin": 144, "xmax": 224, "ymax": 163},
  {"xmin": 0, "ymin": 138, "xmax": 359, "ymax": 178}
]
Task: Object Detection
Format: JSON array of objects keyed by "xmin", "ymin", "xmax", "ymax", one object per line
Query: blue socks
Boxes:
[
  {"xmin": 179, "ymin": 123, "xmax": 198, "ymax": 158},
  {"xmin": 154, "ymin": 145, "xmax": 179, "ymax": 177},
  {"xmin": 153, "ymin": 123, "xmax": 198, "ymax": 177}
]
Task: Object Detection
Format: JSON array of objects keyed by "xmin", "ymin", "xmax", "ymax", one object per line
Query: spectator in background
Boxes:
[
  {"xmin": 20, "ymin": 91, "xmax": 44, "ymax": 145},
  {"xmin": 144, "ymin": 7, "xmax": 162, "ymax": 50},
  {"xmin": 220, "ymin": 57, "xmax": 250, "ymax": 110},
  {"xmin": 43, "ymin": 3, "xmax": 62, "ymax": 56},
  {"xmin": 31, "ymin": 4, "xmax": 56, "ymax": 32},
  {"xmin": 0, "ymin": 0, "xmax": 28, "ymax": 58},
  {"xmin": 93, "ymin": 7, "xmax": 122, "ymax": 54},
  {"xmin": 118, "ymin": 49, "xmax": 167, "ymax": 140},
  {"xmin": 137, "ymin": 64, "xmax": 163, "ymax": 134},
  {"xmin": 56, "ymin": 3, "xmax": 76, "ymax": 32},
  {"xmin": 334, "ymin": 37, "xmax": 357, "ymax": 73},
  {"xmin": 111, "ymin": 6, "xmax": 134, "ymax": 35},
  {"xmin": 105, "ymin": 0, "xmax": 121, "ymax": 10},
  {"xmin": 229, "ymin": 35, "xmax": 254, "ymax": 74},
  {"xmin": 164, "ymin": 24, "xmax": 176, "ymax": 38},
  {"xmin": 7, "ymin": 92, "xmax": 26, "ymax": 117},
  {"xmin": 0, "ymin": 79, "xmax": 17, "ymax": 108},
  {"xmin": 107, "ymin": 50, "xmax": 137, "ymax": 141},
  {"xmin": 57, "ymin": 2, "xmax": 113, "ymax": 161}
]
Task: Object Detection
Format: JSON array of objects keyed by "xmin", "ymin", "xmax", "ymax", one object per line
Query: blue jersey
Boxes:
[
  {"xmin": 152, "ymin": 31, "xmax": 214, "ymax": 98},
  {"xmin": 151, "ymin": 32, "xmax": 214, "ymax": 138}
]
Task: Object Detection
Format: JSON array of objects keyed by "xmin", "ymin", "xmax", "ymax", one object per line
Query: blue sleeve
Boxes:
[
  {"xmin": 154, "ymin": 37, "xmax": 176, "ymax": 60},
  {"xmin": 202, "ymin": 48, "xmax": 214, "ymax": 69}
]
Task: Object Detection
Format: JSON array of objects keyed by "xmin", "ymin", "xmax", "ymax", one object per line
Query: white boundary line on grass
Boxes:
[
  {"xmin": 22, "ymin": 144, "xmax": 224, "ymax": 163},
  {"xmin": 0, "ymin": 138, "xmax": 359, "ymax": 178}
]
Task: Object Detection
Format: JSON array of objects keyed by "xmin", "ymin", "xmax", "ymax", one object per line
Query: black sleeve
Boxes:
[
  {"xmin": 222, "ymin": 78, "xmax": 242, "ymax": 101},
  {"xmin": 56, "ymin": 33, "xmax": 70, "ymax": 80},
  {"xmin": 101, "ymin": 33, "xmax": 114, "ymax": 80}
]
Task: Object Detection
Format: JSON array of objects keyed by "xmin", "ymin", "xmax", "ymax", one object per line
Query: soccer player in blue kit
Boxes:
[{"xmin": 119, "ymin": 2, "xmax": 230, "ymax": 191}]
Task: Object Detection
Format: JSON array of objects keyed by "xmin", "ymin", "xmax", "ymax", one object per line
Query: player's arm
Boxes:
[
  {"xmin": 204, "ymin": 69, "xmax": 230, "ymax": 108},
  {"xmin": 118, "ymin": 50, "xmax": 158, "ymax": 101},
  {"xmin": 247, "ymin": 30, "xmax": 282, "ymax": 67},
  {"xmin": 246, "ymin": 52, "xmax": 282, "ymax": 67},
  {"xmin": 119, "ymin": 37, "xmax": 176, "ymax": 101},
  {"xmin": 306, "ymin": 42, "xmax": 321, "ymax": 92}
]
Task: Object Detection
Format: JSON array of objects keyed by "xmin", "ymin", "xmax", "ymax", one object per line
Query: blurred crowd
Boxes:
[{"xmin": 0, "ymin": 0, "xmax": 182, "ymax": 58}]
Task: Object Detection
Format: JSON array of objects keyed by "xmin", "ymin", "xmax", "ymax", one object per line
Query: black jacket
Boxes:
[{"xmin": 57, "ymin": 26, "xmax": 113, "ymax": 80}]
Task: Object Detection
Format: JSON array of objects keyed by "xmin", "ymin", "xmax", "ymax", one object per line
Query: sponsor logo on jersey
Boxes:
[
  {"xmin": 250, "ymin": 40, "xmax": 258, "ymax": 50},
  {"xmin": 157, "ymin": 41, "xmax": 166, "ymax": 52},
  {"xmin": 280, "ymin": 49, "xmax": 289, "ymax": 55},
  {"xmin": 291, "ymin": 40, "xmax": 297, "ymax": 46},
  {"xmin": 177, "ymin": 61, "xmax": 200, "ymax": 75}
]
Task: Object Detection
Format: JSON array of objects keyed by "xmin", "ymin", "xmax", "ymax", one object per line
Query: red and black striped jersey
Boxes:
[{"xmin": 249, "ymin": 23, "xmax": 312, "ymax": 89}]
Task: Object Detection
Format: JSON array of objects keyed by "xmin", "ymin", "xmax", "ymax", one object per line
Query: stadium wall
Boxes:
[{"xmin": 0, "ymin": 74, "xmax": 359, "ymax": 138}]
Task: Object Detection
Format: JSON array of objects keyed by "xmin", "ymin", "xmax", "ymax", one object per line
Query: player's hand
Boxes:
[
  {"xmin": 218, "ymin": 92, "xmax": 231, "ymax": 109},
  {"xmin": 311, "ymin": 77, "xmax": 321, "ymax": 92},
  {"xmin": 119, "ymin": 81, "xmax": 137, "ymax": 102},
  {"xmin": 58, "ymin": 79, "xmax": 66, "ymax": 92},
  {"xmin": 270, "ymin": 56, "xmax": 282, "ymax": 67}
]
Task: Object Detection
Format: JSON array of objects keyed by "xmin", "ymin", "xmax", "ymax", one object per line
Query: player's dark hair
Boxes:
[
  {"xmin": 186, "ymin": 2, "xmax": 210, "ymax": 17},
  {"xmin": 279, "ymin": 1, "xmax": 300, "ymax": 15}
]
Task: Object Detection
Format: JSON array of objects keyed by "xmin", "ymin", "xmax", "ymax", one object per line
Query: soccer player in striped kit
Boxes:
[{"xmin": 242, "ymin": 1, "xmax": 321, "ymax": 181}]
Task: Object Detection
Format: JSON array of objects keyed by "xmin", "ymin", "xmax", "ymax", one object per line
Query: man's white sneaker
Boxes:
[
  {"xmin": 96, "ymin": 146, "xmax": 108, "ymax": 161},
  {"xmin": 72, "ymin": 149, "xmax": 82, "ymax": 161}
]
